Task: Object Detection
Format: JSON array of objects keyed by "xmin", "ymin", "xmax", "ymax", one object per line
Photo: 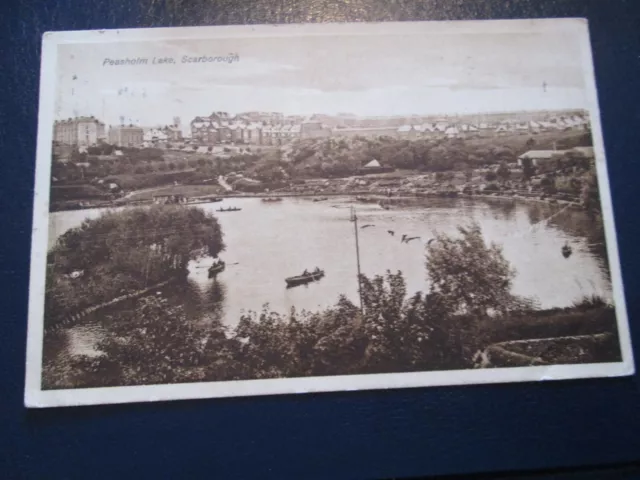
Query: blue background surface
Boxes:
[{"xmin": 1, "ymin": 1, "xmax": 639, "ymax": 478}]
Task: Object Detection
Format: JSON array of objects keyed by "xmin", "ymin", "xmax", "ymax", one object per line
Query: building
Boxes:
[
  {"xmin": 243, "ymin": 123, "xmax": 262, "ymax": 145},
  {"xmin": 53, "ymin": 116, "xmax": 106, "ymax": 146},
  {"xmin": 237, "ymin": 111, "xmax": 284, "ymax": 123},
  {"xmin": 570, "ymin": 146, "xmax": 595, "ymax": 158},
  {"xmin": 331, "ymin": 126, "xmax": 398, "ymax": 138},
  {"xmin": 261, "ymin": 125, "xmax": 274, "ymax": 146},
  {"xmin": 358, "ymin": 159, "xmax": 394, "ymax": 175},
  {"xmin": 143, "ymin": 128, "xmax": 168, "ymax": 143},
  {"xmin": 190, "ymin": 117, "xmax": 222, "ymax": 144},
  {"xmin": 397, "ymin": 124, "xmax": 416, "ymax": 139},
  {"xmin": 289, "ymin": 124, "xmax": 302, "ymax": 141},
  {"xmin": 228, "ymin": 122, "xmax": 244, "ymax": 143},
  {"xmin": 191, "ymin": 113, "xmax": 236, "ymax": 144},
  {"xmin": 444, "ymin": 126, "xmax": 460, "ymax": 138},
  {"xmin": 163, "ymin": 125, "xmax": 182, "ymax": 142},
  {"xmin": 517, "ymin": 150, "xmax": 563, "ymax": 167},
  {"xmin": 300, "ymin": 120, "xmax": 331, "ymax": 139},
  {"xmin": 108, "ymin": 125, "xmax": 144, "ymax": 147}
]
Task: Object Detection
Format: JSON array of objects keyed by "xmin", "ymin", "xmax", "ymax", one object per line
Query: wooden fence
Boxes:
[{"xmin": 44, "ymin": 277, "xmax": 177, "ymax": 335}]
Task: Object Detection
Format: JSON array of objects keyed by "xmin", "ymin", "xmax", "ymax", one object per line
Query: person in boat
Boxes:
[
  {"xmin": 303, "ymin": 269, "xmax": 309, "ymax": 276},
  {"xmin": 314, "ymin": 267, "xmax": 320, "ymax": 273}
]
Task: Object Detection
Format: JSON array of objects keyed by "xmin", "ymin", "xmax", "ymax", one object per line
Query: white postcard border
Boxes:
[{"xmin": 25, "ymin": 19, "xmax": 635, "ymax": 408}]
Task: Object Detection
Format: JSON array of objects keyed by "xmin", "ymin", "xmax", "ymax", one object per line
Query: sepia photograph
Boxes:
[{"xmin": 25, "ymin": 19, "xmax": 634, "ymax": 407}]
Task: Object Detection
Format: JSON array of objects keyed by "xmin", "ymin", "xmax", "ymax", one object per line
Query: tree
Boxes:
[
  {"xmin": 425, "ymin": 223, "xmax": 528, "ymax": 317},
  {"xmin": 95, "ymin": 296, "xmax": 212, "ymax": 385},
  {"xmin": 520, "ymin": 156, "xmax": 536, "ymax": 181},
  {"xmin": 562, "ymin": 150, "xmax": 590, "ymax": 171},
  {"xmin": 485, "ymin": 171, "xmax": 498, "ymax": 182},
  {"xmin": 389, "ymin": 147, "xmax": 415, "ymax": 169},
  {"xmin": 465, "ymin": 170, "xmax": 473, "ymax": 182},
  {"xmin": 540, "ymin": 174, "xmax": 557, "ymax": 194},
  {"xmin": 525, "ymin": 137, "xmax": 536, "ymax": 149},
  {"xmin": 581, "ymin": 171, "xmax": 601, "ymax": 215},
  {"xmin": 359, "ymin": 271, "xmax": 437, "ymax": 371},
  {"xmin": 70, "ymin": 147, "xmax": 87, "ymax": 163},
  {"xmin": 492, "ymin": 146, "xmax": 516, "ymax": 164},
  {"xmin": 46, "ymin": 205, "xmax": 225, "ymax": 326},
  {"xmin": 496, "ymin": 162, "xmax": 511, "ymax": 183}
]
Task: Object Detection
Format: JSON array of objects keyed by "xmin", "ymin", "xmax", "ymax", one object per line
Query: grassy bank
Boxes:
[{"xmin": 119, "ymin": 184, "xmax": 224, "ymax": 202}]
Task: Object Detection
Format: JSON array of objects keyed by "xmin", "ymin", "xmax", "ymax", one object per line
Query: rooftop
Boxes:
[{"xmin": 518, "ymin": 150, "xmax": 562, "ymax": 159}]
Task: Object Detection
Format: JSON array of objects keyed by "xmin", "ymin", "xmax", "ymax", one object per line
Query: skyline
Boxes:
[
  {"xmin": 54, "ymin": 106, "xmax": 588, "ymax": 122},
  {"xmin": 54, "ymin": 28, "xmax": 590, "ymax": 130}
]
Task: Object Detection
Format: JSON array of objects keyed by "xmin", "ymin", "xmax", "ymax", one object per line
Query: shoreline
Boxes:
[{"xmin": 51, "ymin": 189, "xmax": 585, "ymax": 213}]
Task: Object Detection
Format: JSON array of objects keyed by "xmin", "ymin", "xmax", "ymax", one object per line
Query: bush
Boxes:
[
  {"xmin": 581, "ymin": 171, "xmax": 600, "ymax": 214},
  {"xmin": 50, "ymin": 185, "xmax": 110, "ymax": 201}
]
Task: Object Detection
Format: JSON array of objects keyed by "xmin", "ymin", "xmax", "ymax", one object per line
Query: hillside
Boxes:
[{"xmin": 284, "ymin": 130, "xmax": 592, "ymax": 178}]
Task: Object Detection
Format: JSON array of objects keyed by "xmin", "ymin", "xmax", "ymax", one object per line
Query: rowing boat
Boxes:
[
  {"xmin": 208, "ymin": 262, "xmax": 226, "ymax": 278},
  {"xmin": 285, "ymin": 269, "xmax": 325, "ymax": 288}
]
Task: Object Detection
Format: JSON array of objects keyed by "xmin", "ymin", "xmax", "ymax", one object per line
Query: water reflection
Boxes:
[
  {"xmin": 165, "ymin": 277, "xmax": 228, "ymax": 329},
  {"xmin": 491, "ymin": 199, "xmax": 517, "ymax": 222}
]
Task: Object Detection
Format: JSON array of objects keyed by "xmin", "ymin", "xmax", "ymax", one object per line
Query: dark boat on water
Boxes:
[
  {"xmin": 285, "ymin": 268, "xmax": 325, "ymax": 288},
  {"xmin": 262, "ymin": 197, "xmax": 283, "ymax": 203},
  {"xmin": 312, "ymin": 197, "xmax": 329, "ymax": 202},
  {"xmin": 208, "ymin": 260, "xmax": 226, "ymax": 278},
  {"xmin": 216, "ymin": 207, "xmax": 242, "ymax": 212}
]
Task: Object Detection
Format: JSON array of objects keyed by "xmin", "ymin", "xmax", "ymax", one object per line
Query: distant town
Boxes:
[
  {"xmin": 49, "ymin": 108, "xmax": 595, "ymax": 213},
  {"xmin": 53, "ymin": 109, "xmax": 590, "ymax": 149}
]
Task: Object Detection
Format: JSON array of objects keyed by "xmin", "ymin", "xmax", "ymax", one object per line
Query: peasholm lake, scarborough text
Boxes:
[{"xmin": 102, "ymin": 54, "xmax": 240, "ymax": 66}]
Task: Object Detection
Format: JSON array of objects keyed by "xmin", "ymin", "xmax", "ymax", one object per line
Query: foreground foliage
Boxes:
[{"xmin": 42, "ymin": 222, "xmax": 620, "ymax": 389}]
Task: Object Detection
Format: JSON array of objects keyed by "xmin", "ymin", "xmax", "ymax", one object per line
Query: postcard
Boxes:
[{"xmin": 25, "ymin": 19, "xmax": 634, "ymax": 407}]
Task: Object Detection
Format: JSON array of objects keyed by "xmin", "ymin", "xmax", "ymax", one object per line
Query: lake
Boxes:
[{"xmin": 46, "ymin": 196, "xmax": 613, "ymax": 358}]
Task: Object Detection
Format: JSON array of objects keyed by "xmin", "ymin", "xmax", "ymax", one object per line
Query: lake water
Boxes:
[{"xmin": 46, "ymin": 196, "xmax": 613, "ymax": 358}]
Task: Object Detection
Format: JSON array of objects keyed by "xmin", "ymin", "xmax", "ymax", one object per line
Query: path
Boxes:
[{"xmin": 218, "ymin": 176, "xmax": 233, "ymax": 192}]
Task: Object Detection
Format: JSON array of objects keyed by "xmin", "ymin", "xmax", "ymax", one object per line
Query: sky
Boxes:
[{"xmin": 54, "ymin": 28, "xmax": 589, "ymax": 130}]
